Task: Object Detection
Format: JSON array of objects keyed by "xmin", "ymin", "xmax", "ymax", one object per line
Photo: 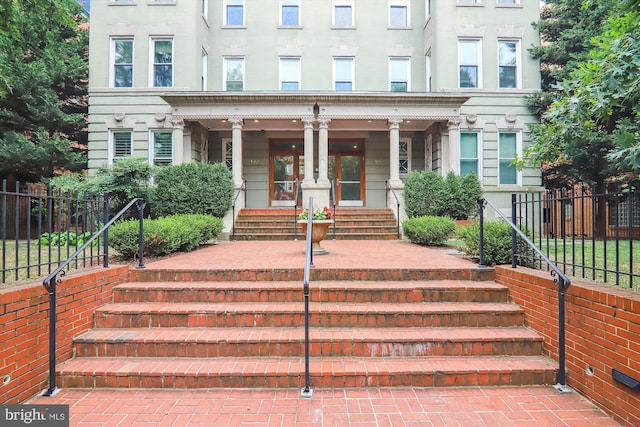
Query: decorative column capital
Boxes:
[
  {"xmin": 170, "ymin": 118, "xmax": 185, "ymax": 129},
  {"xmin": 388, "ymin": 119, "xmax": 403, "ymax": 130},
  {"xmin": 447, "ymin": 117, "xmax": 462, "ymax": 130},
  {"xmin": 302, "ymin": 118, "xmax": 315, "ymax": 128},
  {"xmin": 229, "ymin": 117, "xmax": 243, "ymax": 129},
  {"xmin": 318, "ymin": 118, "xmax": 331, "ymax": 129}
]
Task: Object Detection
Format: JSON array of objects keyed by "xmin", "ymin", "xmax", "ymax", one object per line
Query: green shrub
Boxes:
[
  {"xmin": 402, "ymin": 216, "xmax": 457, "ymax": 246},
  {"xmin": 459, "ymin": 220, "xmax": 529, "ymax": 266},
  {"xmin": 109, "ymin": 214, "xmax": 223, "ymax": 258},
  {"xmin": 39, "ymin": 231, "xmax": 97, "ymax": 247},
  {"xmin": 153, "ymin": 162, "xmax": 234, "ymax": 218},
  {"xmin": 404, "ymin": 171, "xmax": 482, "ymax": 220}
]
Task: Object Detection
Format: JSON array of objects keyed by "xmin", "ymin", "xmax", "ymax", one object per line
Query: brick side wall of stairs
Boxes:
[
  {"xmin": 56, "ymin": 267, "xmax": 557, "ymax": 390},
  {"xmin": 232, "ymin": 208, "xmax": 399, "ymax": 241}
]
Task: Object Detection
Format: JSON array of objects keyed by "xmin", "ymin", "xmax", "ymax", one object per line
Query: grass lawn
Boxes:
[{"xmin": 1, "ymin": 240, "xmax": 105, "ymax": 285}]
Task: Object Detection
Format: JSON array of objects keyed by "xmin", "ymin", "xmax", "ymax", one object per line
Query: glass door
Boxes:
[
  {"xmin": 270, "ymin": 150, "xmax": 304, "ymax": 207},
  {"xmin": 328, "ymin": 151, "xmax": 364, "ymax": 206}
]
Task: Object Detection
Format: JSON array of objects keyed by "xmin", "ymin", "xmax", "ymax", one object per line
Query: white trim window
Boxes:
[
  {"xmin": 460, "ymin": 131, "xmax": 481, "ymax": 177},
  {"xmin": 201, "ymin": 49, "xmax": 208, "ymax": 91},
  {"xmin": 150, "ymin": 130, "xmax": 173, "ymax": 166},
  {"xmin": 458, "ymin": 0, "xmax": 481, "ymax": 3},
  {"xmin": 498, "ymin": 40, "xmax": 520, "ymax": 89},
  {"xmin": 333, "ymin": 57, "xmax": 354, "ymax": 91},
  {"xmin": 224, "ymin": 0, "xmax": 244, "ymax": 26},
  {"xmin": 110, "ymin": 38, "xmax": 133, "ymax": 88},
  {"xmin": 425, "ymin": 51, "xmax": 432, "ymax": 92},
  {"xmin": 202, "ymin": 0, "xmax": 208, "ymax": 18},
  {"xmin": 224, "ymin": 57, "xmax": 245, "ymax": 91},
  {"xmin": 223, "ymin": 138, "xmax": 233, "ymax": 169},
  {"xmin": 425, "ymin": 0, "xmax": 431, "ymax": 20},
  {"xmin": 399, "ymin": 138, "xmax": 411, "ymax": 176},
  {"xmin": 458, "ymin": 39, "xmax": 481, "ymax": 88},
  {"xmin": 280, "ymin": 0, "xmax": 300, "ymax": 26},
  {"xmin": 150, "ymin": 37, "xmax": 173, "ymax": 87},
  {"xmin": 497, "ymin": 0, "xmax": 518, "ymax": 4},
  {"xmin": 389, "ymin": 0, "xmax": 410, "ymax": 27},
  {"xmin": 279, "ymin": 57, "xmax": 301, "ymax": 91},
  {"xmin": 389, "ymin": 57, "xmax": 410, "ymax": 92},
  {"xmin": 109, "ymin": 130, "xmax": 133, "ymax": 164},
  {"xmin": 332, "ymin": 0, "xmax": 354, "ymax": 27},
  {"xmin": 498, "ymin": 131, "xmax": 521, "ymax": 185}
]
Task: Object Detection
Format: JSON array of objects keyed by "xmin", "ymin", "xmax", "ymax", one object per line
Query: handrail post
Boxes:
[
  {"xmin": 43, "ymin": 274, "xmax": 58, "ymax": 396},
  {"xmin": 301, "ymin": 196, "xmax": 313, "ymax": 398},
  {"xmin": 137, "ymin": 199, "xmax": 146, "ymax": 268},
  {"xmin": 477, "ymin": 199, "xmax": 486, "ymax": 268},
  {"xmin": 511, "ymin": 193, "xmax": 517, "ymax": 268},
  {"xmin": 558, "ymin": 277, "xmax": 567, "ymax": 387},
  {"xmin": 103, "ymin": 193, "xmax": 109, "ymax": 268}
]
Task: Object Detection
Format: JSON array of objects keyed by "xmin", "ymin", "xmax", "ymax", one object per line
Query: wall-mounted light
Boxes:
[{"xmin": 313, "ymin": 103, "xmax": 320, "ymax": 119}]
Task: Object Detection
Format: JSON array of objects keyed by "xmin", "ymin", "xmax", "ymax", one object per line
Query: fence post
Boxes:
[
  {"xmin": 477, "ymin": 199, "xmax": 486, "ymax": 268},
  {"xmin": 103, "ymin": 193, "xmax": 109, "ymax": 268},
  {"xmin": 43, "ymin": 273, "xmax": 58, "ymax": 396}
]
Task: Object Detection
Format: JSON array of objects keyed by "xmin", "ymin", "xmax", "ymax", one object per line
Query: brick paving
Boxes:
[{"xmin": 29, "ymin": 240, "xmax": 623, "ymax": 426}]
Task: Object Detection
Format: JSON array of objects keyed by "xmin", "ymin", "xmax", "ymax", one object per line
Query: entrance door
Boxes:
[
  {"xmin": 329, "ymin": 142, "xmax": 364, "ymax": 206},
  {"xmin": 270, "ymin": 146, "xmax": 304, "ymax": 207}
]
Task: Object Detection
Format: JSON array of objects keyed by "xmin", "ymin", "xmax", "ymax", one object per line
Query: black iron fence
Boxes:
[
  {"xmin": 511, "ymin": 184, "xmax": 639, "ymax": 289},
  {"xmin": 1, "ymin": 179, "xmax": 108, "ymax": 284}
]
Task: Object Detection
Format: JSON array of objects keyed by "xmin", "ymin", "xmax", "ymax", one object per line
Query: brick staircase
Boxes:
[
  {"xmin": 57, "ymin": 266, "xmax": 557, "ymax": 390},
  {"xmin": 232, "ymin": 208, "xmax": 399, "ymax": 240}
]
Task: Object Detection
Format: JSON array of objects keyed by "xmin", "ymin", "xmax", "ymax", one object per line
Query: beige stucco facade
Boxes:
[{"xmin": 88, "ymin": 0, "xmax": 543, "ymax": 229}]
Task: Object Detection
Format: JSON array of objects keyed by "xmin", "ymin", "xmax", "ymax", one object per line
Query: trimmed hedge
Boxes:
[
  {"xmin": 109, "ymin": 214, "xmax": 223, "ymax": 258},
  {"xmin": 458, "ymin": 220, "xmax": 530, "ymax": 266},
  {"xmin": 153, "ymin": 162, "xmax": 234, "ymax": 218},
  {"xmin": 402, "ymin": 216, "xmax": 457, "ymax": 246}
]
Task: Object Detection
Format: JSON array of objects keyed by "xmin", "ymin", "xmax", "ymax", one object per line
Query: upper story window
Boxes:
[
  {"xmin": 389, "ymin": 57, "xmax": 410, "ymax": 92},
  {"xmin": 201, "ymin": 49, "xmax": 208, "ymax": 91},
  {"xmin": 224, "ymin": 0, "xmax": 244, "ymax": 26},
  {"xmin": 150, "ymin": 37, "xmax": 173, "ymax": 87},
  {"xmin": 151, "ymin": 131, "xmax": 173, "ymax": 167},
  {"xmin": 497, "ymin": 0, "xmax": 517, "ymax": 4},
  {"xmin": 109, "ymin": 130, "xmax": 132, "ymax": 164},
  {"xmin": 460, "ymin": 132, "xmax": 481, "ymax": 177},
  {"xmin": 110, "ymin": 38, "xmax": 133, "ymax": 88},
  {"xmin": 498, "ymin": 40, "xmax": 520, "ymax": 89},
  {"xmin": 280, "ymin": 57, "xmax": 301, "ymax": 90},
  {"xmin": 202, "ymin": 0, "xmax": 208, "ymax": 18},
  {"xmin": 425, "ymin": 0, "xmax": 430, "ymax": 20},
  {"xmin": 498, "ymin": 132, "xmax": 521, "ymax": 185},
  {"xmin": 389, "ymin": 0, "xmax": 410, "ymax": 27},
  {"xmin": 333, "ymin": 57, "xmax": 354, "ymax": 91},
  {"xmin": 333, "ymin": 0, "xmax": 354, "ymax": 27},
  {"xmin": 224, "ymin": 57, "xmax": 245, "ymax": 91},
  {"xmin": 280, "ymin": 0, "xmax": 300, "ymax": 26},
  {"xmin": 425, "ymin": 52, "xmax": 432, "ymax": 92},
  {"xmin": 458, "ymin": 0, "xmax": 481, "ymax": 4},
  {"xmin": 458, "ymin": 39, "xmax": 481, "ymax": 88}
]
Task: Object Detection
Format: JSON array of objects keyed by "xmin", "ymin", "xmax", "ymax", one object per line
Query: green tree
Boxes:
[{"xmin": 0, "ymin": 0, "xmax": 88, "ymax": 182}]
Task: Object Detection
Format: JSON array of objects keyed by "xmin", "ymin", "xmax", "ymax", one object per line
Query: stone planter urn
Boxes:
[{"xmin": 298, "ymin": 220, "xmax": 333, "ymax": 255}]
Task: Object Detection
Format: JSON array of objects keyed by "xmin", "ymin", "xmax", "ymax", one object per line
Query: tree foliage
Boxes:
[
  {"xmin": 0, "ymin": 0, "xmax": 88, "ymax": 182},
  {"xmin": 524, "ymin": 10, "xmax": 640, "ymax": 187}
]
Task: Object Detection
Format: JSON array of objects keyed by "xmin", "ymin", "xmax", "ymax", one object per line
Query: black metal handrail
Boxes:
[
  {"xmin": 330, "ymin": 179, "xmax": 336, "ymax": 240},
  {"xmin": 478, "ymin": 197, "xmax": 571, "ymax": 388},
  {"xmin": 231, "ymin": 179, "xmax": 246, "ymax": 241},
  {"xmin": 301, "ymin": 196, "xmax": 314, "ymax": 398},
  {"xmin": 293, "ymin": 178, "xmax": 300, "ymax": 240},
  {"xmin": 42, "ymin": 197, "xmax": 146, "ymax": 397},
  {"xmin": 385, "ymin": 180, "xmax": 401, "ymax": 239}
]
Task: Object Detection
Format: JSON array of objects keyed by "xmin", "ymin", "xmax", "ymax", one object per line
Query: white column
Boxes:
[
  {"xmin": 229, "ymin": 117, "xmax": 244, "ymax": 187},
  {"xmin": 182, "ymin": 125, "xmax": 192, "ymax": 162},
  {"xmin": 447, "ymin": 118, "xmax": 462, "ymax": 175},
  {"xmin": 317, "ymin": 119, "xmax": 330, "ymax": 185},
  {"xmin": 388, "ymin": 119, "xmax": 403, "ymax": 187},
  {"xmin": 171, "ymin": 119, "xmax": 185, "ymax": 164},
  {"xmin": 302, "ymin": 119, "xmax": 315, "ymax": 185}
]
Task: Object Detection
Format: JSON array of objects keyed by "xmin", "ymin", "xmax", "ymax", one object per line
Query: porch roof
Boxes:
[{"xmin": 161, "ymin": 91, "xmax": 469, "ymax": 132}]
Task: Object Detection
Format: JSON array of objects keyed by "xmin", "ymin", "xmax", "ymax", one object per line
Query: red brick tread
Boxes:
[{"xmin": 57, "ymin": 355, "xmax": 558, "ymax": 388}]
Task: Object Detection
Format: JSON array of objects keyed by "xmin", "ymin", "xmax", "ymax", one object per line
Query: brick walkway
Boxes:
[{"xmin": 30, "ymin": 240, "xmax": 623, "ymax": 426}]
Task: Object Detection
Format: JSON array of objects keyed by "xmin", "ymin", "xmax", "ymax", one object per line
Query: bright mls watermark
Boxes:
[{"xmin": 1, "ymin": 405, "xmax": 69, "ymax": 426}]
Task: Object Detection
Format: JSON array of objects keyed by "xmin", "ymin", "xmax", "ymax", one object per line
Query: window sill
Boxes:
[
  {"xmin": 147, "ymin": 1, "xmax": 176, "ymax": 5},
  {"xmin": 222, "ymin": 25, "xmax": 247, "ymax": 29},
  {"xmin": 277, "ymin": 25, "xmax": 303, "ymax": 29},
  {"xmin": 109, "ymin": 1, "xmax": 136, "ymax": 6},
  {"xmin": 496, "ymin": 4, "xmax": 522, "ymax": 8},
  {"xmin": 456, "ymin": 3, "xmax": 484, "ymax": 7},
  {"xmin": 331, "ymin": 25, "xmax": 356, "ymax": 30},
  {"xmin": 387, "ymin": 26, "xmax": 413, "ymax": 30}
]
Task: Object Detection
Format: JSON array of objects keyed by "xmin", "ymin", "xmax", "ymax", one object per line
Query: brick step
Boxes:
[
  {"xmin": 232, "ymin": 232, "xmax": 399, "ymax": 241},
  {"xmin": 93, "ymin": 302, "xmax": 524, "ymax": 328},
  {"xmin": 74, "ymin": 326, "xmax": 544, "ymax": 358},
  {"xmin": 113, "ymin": 281, "xmax": 510, "ymax": 303},
  {"xmin": 56, "ymin": 355, "xmax": 557, "ymax": 389},
  {"xmin": 128, "ymin": 267, "xmax": 496, "ymax": 283}
]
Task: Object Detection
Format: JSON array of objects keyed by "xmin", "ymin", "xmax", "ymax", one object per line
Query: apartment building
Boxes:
[{"xmin": 88, "ymin": 0, "xmax": 542, "ymax": 225}]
